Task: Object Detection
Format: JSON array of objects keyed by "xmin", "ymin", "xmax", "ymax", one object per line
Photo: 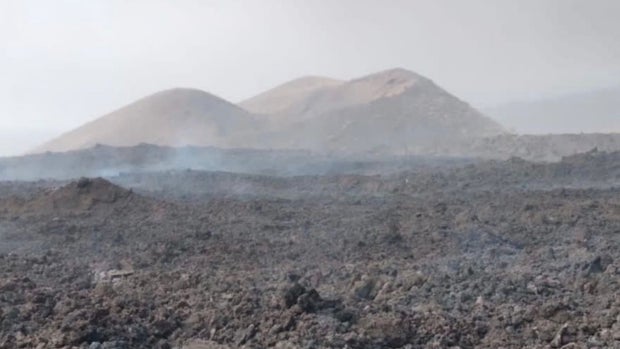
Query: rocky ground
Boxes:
[
  {"xmin": 3, "ymin": 133, "xmax": 620, "ymax": 181},
  {"xmin": 0, "ymin": 151, "xmax": 619, "ymax": 348}
]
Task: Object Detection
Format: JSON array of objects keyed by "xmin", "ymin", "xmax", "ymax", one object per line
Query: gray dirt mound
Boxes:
[
  {"xmin": 0, "ymin": 177, "xmax": 138, "ymax": 215},
  {"xmin": 41, "ymin": 177, "xmax": 134, "ymax": 210}
]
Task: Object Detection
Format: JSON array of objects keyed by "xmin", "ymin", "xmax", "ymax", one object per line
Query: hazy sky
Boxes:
[{"xmin": 1, "ymin": 0, "xmax": 620, "ymax": 155}]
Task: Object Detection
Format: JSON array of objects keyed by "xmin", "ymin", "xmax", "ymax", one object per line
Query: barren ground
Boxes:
[{"xmin": 0, "ymin": 151, "xmax": 619, "ymax": 349}]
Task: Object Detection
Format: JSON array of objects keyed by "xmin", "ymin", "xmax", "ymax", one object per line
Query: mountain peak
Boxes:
[
  {"xmin": 145, "ymin": 88, "xmax": 231, "ymax": 105},
  {"xmin": 366, "ymin": 67, "xmax": 421, "ymax": 78},
  {"xmin": 274, "ymin": 76, "xmax": 343, "ymax": 90},
  {"xmin": 241, "ymin": 68, "xmax": 439, "ymax": 119},
  {"xmin": 351, "ymin": 67, "xmax": 426, "ymax": 86},
  {"xmin": 155, "ymin": 87, "xmax": 208, "ymax": 95}
]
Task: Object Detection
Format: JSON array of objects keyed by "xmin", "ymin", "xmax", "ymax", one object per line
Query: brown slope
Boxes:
[
  {"xmin": 319, "ymin": 84, "xmax": 508, "ymax": 153},
  {"xmin": 240, "ymin": 68, "xmax": 424, "ymax": 122},
  {"xmin": 34, "ymin": 88, "xmax": 259, "ymax": 153},
  {"xmin": 0, "ymin": 177, "xmax": 147, "ymax": 216},
  {"xmin": 240, "ymin": 76, "xmax": 344, "ymax": 116}
]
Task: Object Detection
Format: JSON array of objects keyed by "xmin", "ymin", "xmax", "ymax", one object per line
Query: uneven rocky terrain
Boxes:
[{"xmin": 0, "ymin": 150, "xmax": 619, "ymax": 348}]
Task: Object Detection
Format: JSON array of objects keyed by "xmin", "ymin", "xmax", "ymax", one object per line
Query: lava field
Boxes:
[{"xmin": 0, "ymin": 151, "xmax": 619, "ymax": 349}]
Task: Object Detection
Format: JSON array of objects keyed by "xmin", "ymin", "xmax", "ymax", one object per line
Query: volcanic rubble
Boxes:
[{"xmin": 0, "ymin": 153, "xmax": 619, "ymax": 348}]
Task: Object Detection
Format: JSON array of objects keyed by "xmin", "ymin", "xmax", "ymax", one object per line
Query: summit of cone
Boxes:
[{"xmin": 240, "ymin": 68, "xmax": 431, "ymax": 121}]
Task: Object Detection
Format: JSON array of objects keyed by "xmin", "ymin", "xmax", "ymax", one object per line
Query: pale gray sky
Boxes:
[{"xmin": 1, "ymin": 0, "xmax": 620, "ymax": 155}]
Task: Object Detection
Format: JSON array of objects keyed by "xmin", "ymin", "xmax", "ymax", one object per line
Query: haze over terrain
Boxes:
[
  {"xmin": 2, "ymin": 0, "xmax": 620, "ymax": 155},
  {"xmin": 485, "ymin": 85, "xmax": 620, "ymax": 134}
]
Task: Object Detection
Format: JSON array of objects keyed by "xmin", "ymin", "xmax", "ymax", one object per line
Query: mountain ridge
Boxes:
[
  {"xmin": 34, "ymin": 68, "xmax": 507, "ymax": 155},
  {"xmin": 239, "ymin": 68, "xmax": 507, "ymax": 152}
]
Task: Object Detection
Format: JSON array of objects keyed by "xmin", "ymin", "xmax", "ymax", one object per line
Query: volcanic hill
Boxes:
[
  {"xmin": 241, "ymin": 68, "xmax": 507, "ymax": 153},
  {"xmin": 35, "ymin": 88, "xmax": 259, "ymax": 153}
]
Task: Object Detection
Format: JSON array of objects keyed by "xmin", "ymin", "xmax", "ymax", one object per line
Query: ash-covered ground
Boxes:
[{"xmin": 0, "ymin": 150, "xmax": 619, "ymax": 349}]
